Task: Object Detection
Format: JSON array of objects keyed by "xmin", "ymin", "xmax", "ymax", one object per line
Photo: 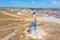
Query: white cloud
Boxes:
[
  {"xmin": 32, "ymin": 1, "xmax": 34, "ymax": 4},
  {"xmin": 41, "ymin": 2, "xmax": 45, "ymax": 4},
  {"xmin": 52, "ymin": 1, "xmax": 60, "ymax": 5},
  {"xmin": 52, "ymin": 1, "xmax": 59, "ymax": 4},
  {"xmin": 11, "ymin": 1, "xmax": 19, "ymax": 2}
]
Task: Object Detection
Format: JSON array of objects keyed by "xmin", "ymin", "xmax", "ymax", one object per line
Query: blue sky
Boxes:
[{"xmin": 0, "ymin": 0, "xmax": 60, "ymax": 8}]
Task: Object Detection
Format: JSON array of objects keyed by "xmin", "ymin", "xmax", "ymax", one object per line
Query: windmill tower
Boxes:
[{"xmin": 29, "ymin": 12, "xmax": 37, "ymax": 35}]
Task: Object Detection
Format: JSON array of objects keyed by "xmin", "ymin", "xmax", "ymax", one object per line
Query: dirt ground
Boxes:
[{"xmin": 0, "ymin": 9, "xmax": 60, "ymax": 40}]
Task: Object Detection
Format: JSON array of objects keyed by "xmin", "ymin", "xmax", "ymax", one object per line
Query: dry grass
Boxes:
[{"xmin": 0, "ymin": 9, "xmax": 60, "ymax": 40}]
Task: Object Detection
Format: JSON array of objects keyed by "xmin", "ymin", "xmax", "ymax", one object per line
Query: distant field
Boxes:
[
  {"xmin": 0, "ymin": 9, "xmax": 32, "ymax": 19},
  {"xmin": 0, "ymin": 8, "xmax": 60, "ymax": 40},
  {"xmin": 0, "ymin": 9, "xmax": 32, "ymax": 40}
]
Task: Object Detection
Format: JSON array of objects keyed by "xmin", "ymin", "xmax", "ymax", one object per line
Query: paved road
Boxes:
[{"xmin": 1, "ymin": 30, "xmax": 17, "ymax": 40}]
